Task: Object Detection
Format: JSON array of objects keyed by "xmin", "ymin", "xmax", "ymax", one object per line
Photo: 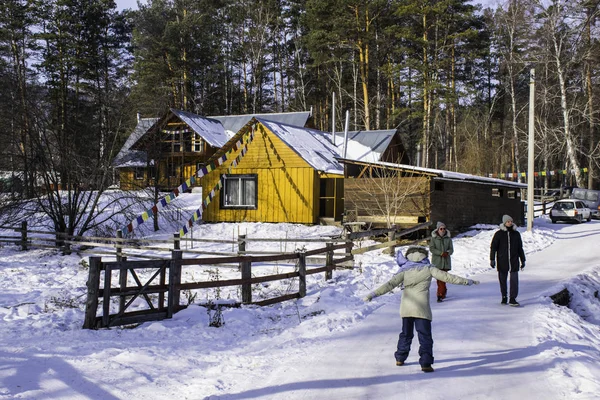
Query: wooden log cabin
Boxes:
[{"xmin": 341, "ymin": 159, "xmax": 527, "ymax": 231}]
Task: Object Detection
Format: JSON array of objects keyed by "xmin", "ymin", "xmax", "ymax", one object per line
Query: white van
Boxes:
[{"xmin": 571, "ymin": 188, "xmax": 600, "ymax": 219}]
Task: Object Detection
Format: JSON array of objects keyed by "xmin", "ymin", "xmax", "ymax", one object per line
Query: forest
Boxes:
[{"xmin": 0, "ymin": 0, "xmax": 598, "ymax": 211}]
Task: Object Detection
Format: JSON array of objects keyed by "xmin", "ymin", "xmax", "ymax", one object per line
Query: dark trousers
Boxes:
[
  {"xmin": 498, "ymin": 269, "xmax": 519, "ymax": 300},
  {"xmin": 395, "ymin": 317, "xmax": 434, "ymax": 367}
]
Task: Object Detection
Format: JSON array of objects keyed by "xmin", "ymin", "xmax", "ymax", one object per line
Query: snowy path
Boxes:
[{"xmin": 215, "ymin": 221, "xmax": 600, "ymax": 400}]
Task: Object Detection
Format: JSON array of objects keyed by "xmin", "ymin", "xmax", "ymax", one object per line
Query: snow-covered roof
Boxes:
[
  {"xmin": 210, "ymin": 111, "xmax": 311, "ymax": 137},
  {"xmin": 258, "ymin": 118, "xmax": 344, "ymax": 175},
  {"xmin": 170, "ymin": 109, "xmax": 231, "ymax": 148},
  {"xmin": 312, "ymin": 129, "xmax": 397, "ymax": 162},
  {"xmin": 112, "ymin": 118, "xmax": 158, "ymax": 168},
  {"xmin": 339, "ymin": 158, "xmax": 528, "ymax": 188}
]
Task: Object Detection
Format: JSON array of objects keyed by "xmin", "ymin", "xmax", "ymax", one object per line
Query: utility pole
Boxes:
[{"xmin": 527, "ymin": 69, "xmax": 535, "ymax": 232}]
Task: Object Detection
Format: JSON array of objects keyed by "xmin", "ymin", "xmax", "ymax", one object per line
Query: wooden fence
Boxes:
[
  {"xmin": 82, "ymin": 241, "xmax": 353, "ymax": 329},
  {"xmin": 0, "ymin": 221, "xmax": 434, "ymax": 329}
]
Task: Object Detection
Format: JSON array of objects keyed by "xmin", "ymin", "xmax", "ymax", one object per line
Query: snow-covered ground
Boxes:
[{"xmin": 1, "ymin": 198, "xmax": 599, "ymax": 399}]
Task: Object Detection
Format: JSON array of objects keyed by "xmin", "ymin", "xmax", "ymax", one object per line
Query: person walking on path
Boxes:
[
  {"xmin": 490, "ymin": 214, "xmax": 526, "ymax": 306},
  {"xmin": 429, "ymin": 221, "xmax": 454, "ymax": 302},
  {"xmin": 363, "ymin": 246, "xmax": 479, "ymax": 373}
]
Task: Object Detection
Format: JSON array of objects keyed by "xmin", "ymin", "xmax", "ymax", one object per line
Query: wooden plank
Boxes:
[
  {"xmin": 348, "ymin": 221, "xmax": 431, "ymax": 240},
  {"xmin": 82, "ymin": 257, "xmax": 101, "ymax": 329},
  {"xmin": 251, "ymin": 293, "xmax": 299, "ymax": 307}
]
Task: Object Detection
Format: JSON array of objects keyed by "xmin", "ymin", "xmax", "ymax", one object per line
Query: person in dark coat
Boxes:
[
  {"xmin": 429, "ymin": 221, "xmax": 454, "ymax": 302},
  {"xmin": 490, "ymin": 215, "xmax": 526, "ymax": 306}
]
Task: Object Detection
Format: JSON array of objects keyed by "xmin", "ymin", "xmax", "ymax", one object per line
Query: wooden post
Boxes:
[
  {"xmin": 168, "ymin": 250, "xmax": 182, "ymax": 318},
  {"xmin": 384, "ymin": 230, "xmax": 396, "ymax": 255},
  {"xmin": 118, "ymin": 256, "xmax": 127, "ymax": 314},
  {"xmin": 239, "ymin": 234, "xmax": 252, "ymax": 303},
  {"xmin": 325, "ymin": 242, "xmax": 334, "ymax": 280},
  {"xmin": 83, "ymin": 257, "xmax": 101, "ymax": 329},
  {"xmin": 173, "ymin": 233, "xmax": 180, "ymax": 250},
  {"xmin": 20, "ymin": 221, "xmax": 27, "ymax": 251},
  {"xmin": 102, "ymin": 262, "xmax": 112, "ymax": 328},
  {"xmin": 62, "ymin": 230, "xmax": 71, "ymax": 255},
  {"xmin": 298, "ymin": 252, "xmax": 306, "ymax": 298},
  {"xmin": 346, "ymin": 239, "xmax": 354, "ymax": 267},
  {"xmin": 116, "ymin": 230, "xmax": 123, "ymax": 261}
]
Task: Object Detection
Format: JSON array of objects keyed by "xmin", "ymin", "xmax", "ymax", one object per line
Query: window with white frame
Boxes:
[
  {"xmin": 193, "ymin": 136, "xmax": 203, "ymax": 152},
  {"xmin": 221, "ymin": 174, "xmax": 257, "ymax": 209}
]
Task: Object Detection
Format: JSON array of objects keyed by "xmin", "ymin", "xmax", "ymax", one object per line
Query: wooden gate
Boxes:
[{"xmin": 82, "ymin": 254, "xmax": 182, "ymax": 329}]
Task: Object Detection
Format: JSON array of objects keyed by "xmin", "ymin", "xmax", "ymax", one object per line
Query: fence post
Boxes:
[
  {"xmin": 298, "ymin": 252, "xmax": 306, "ymax": 298},
  {"xmin": 116, "ymin": 230, "xmax": 123, "ymax": 260},
  {"xmin": 239, "ymin": 234, "xmax": 252, "ymax": 303},
  {"xmin": 384, "ymin": 229, "xmax": 396, "ymax": 255},
  {"xmin": 20, "ymin": 221, "xmax": 27, "ymax": 251},
  {"xmin": 325, "ymin": 242, "xmax": 334, "ymax": 280},
  {"xmin": 62, "ymin": 230, "xmax": 71, "ymax": 255},
  {"xmin": 83, "ymin": 257, "xmax": 102, "ymax": 329},
  {"xmin": 118, "ymin": 256, "xmax": 127, "ymax": 314},
  {"xmin": 346, "ymin": 239, "xmax": 354, "ymax": 266},
  {"xmin": 168, "ymin": 250, "xmax": 182, "ymax": 318},
  {"xmin": 173, "ymin": 233, "xmax": 180, "ymax": 250}
]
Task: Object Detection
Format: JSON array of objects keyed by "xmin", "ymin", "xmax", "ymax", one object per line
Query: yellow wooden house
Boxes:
[{"xmin": 201, "ymin": 118, "xmax": 344, "ymax": 224}]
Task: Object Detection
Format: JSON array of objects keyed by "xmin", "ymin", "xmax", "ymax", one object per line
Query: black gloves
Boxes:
[
  {"xmin": 520, "ymin": 261, "xmax": 525, "ymax": 271},
  {"xmin": 490, "ymin": 260, "xmax": 496, "ymax": 268}
]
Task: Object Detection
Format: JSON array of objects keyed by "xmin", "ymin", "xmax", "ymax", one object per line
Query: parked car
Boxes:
[
  {"xmin": 571, "ymin": 188, "xmax": 600, "ymax": 219},
  {"xmin": 542, "ymin": 186, "xmax": 577, "ymax": 202},
  {"xmin": 550, "ymin": 199, "xmax": 592, "ymax": 223}
]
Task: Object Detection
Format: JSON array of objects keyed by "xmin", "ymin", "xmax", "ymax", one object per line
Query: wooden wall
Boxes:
[
  {"xmin": 429, "ymin": 180, "xmax": 524, "ymax": 231},
  {"xmin": 202, "ymin": 124, "xmax": 332, "ymax": 224},
  {"xmin": 344, "ymin": 176, "xmax": 430, "ymax": 226}
]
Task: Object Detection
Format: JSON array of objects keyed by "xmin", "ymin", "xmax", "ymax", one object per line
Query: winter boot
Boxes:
[
  {"xmin": 509, "ymin": 298, "xmax": 520, "ymax": 307},
  {"xmin": 396, "ymin": 360, "xmax": 404, "ymax": 366},
  {"xmin": 421, "ymin": 365, "xmax": 434, "ymax": 373},
  {"xmin": 437, "ymin": 296, "xmax": 443, "ymax": 303},
  {"xmin": 501, "ymin": 296, "xmax": 507, "ymax": 305}
]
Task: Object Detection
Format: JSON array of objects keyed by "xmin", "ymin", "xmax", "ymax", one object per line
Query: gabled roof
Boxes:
[
  {"xmin": 312, "ymin": 129, "xmax": 398, "ymax": 162},
  {"xmin": 339, "ymin": 159, "xmax": 528, "ymax": 188},
  {"xmin": 206, "ymin": 118, "xmax": 343, "ymax": 175},
  {"xmin": 258, "ymin": 118, "xmax": 343, "ymax": 174},
  {"xmin": 210, "ymin": 111, "xmax": 311, "ymax": 136},
  {"xmin": 112, "ymin": 118, "xmax": 158, "ymax": 168},
  {"xmin": 170, "ymin": 109, "xmax": 230, "ymax": 148}
]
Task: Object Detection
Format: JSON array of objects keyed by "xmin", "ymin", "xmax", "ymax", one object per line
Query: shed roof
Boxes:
[
  {"xmin": 210, "ymin": 111, "xmax": 311, "ymax": 136},
  {"xmin": 339, "ymin": 159, "xmax": 527, "ymax": 188},
  {"xmin": 312, "ymin": 129, "xmax": 398, "ymax": 162}
]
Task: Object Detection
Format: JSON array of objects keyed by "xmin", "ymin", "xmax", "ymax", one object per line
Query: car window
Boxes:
[
  {"xmin": 586, "ymin": 192, "xmax": 599, "ymax": 202},
  {"xmin": 577, "ymin": 202, "xmax": 584, "ymax": 208},
  {"xmin": 554, "ymin": 202, "xmax": 574, "ymax": 210}
]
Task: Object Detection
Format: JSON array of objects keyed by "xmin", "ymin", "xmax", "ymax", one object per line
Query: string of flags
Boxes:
[
  {"xmin": 488, "ymin": 168, "xmax": 588, "ymax": 179},
  {"xmin": 178, "ymin": 131, "xmax": 255, "ymax": 237},
  {"xmin": 119, "ymin": 131, "xmax": 254, "ymax": 235},
  {"xmin": 162, "ymin": 128, "xmax": 191, "ymax": 135}
]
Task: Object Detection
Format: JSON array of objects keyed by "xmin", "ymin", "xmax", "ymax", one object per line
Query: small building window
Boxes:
[
  {"xmin": 221, "ymin": 174, "xmax": 257, "ymax": 209},
  {"xmin": 134, "ymin": 168, "xmax": 144, "ymax": 180},
  {"xmin": 434, "ymin": 181, "xmax": 444, "ymax": 191},
  {"xmin": 193, "ymin": 136, "xmax": 203, "ymax": 152},
  {"xmin": 507, "ymin": 190, "xmax": 516, "ymax": 199},
  {"xmin": 492, "ymin": 188, "xmax": 504, "ymax": 197}
]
